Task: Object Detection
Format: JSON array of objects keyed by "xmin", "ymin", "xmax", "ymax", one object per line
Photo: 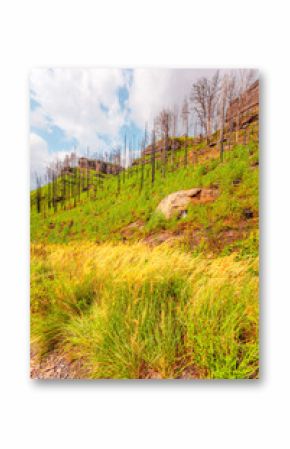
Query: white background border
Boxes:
[{"xmin": 0, "ymin": 1, "xmax": 289, "ymax": 447}]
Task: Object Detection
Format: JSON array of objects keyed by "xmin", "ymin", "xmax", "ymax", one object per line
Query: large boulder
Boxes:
[{"xmin": 156, "ymin": 188, "xmax": 218, "ymax": 219}]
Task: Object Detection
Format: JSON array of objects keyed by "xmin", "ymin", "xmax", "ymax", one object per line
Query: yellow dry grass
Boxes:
[{"xmin": 31, "ymin": 242, "xmax": 259, "ymax": 379}]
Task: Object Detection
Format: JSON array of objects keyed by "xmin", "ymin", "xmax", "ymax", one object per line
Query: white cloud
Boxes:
[
  {"xmin": 30, "ymin": 132, "xmax": 73, "ymax": 188},
  {"xmin": 30, "ymin": 68, "xmax": 127, "ymax": 149},
  {"xmin": 30, "ymin": 68, "xmax": 257, "ymax": 181},
  {"xmin": 128, "ymin": 69, "xmax": 205, "ymax": 129},
  {"xmin": 30, "ymin": 106, "xmax": 51, "ymax": 130},
  {"xmin": 127, "ymin": 68, "xmax": 238, "ymax": 133},
  {"xmin": 30, "ymin": 133, "xmax": 50, "ymax": 182}
]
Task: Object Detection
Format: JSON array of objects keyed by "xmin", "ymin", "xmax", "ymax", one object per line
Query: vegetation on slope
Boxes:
[
  {"xmin": 30, "ymin": 133, "xmax": 259, "ymax": 379},
  {"xmin": 31, "ymin": 140, "xmax": 258, "ymax": 253},
  {"xmin": 31, "ymin": 242, "xmax": 258, "ymax": 379}
]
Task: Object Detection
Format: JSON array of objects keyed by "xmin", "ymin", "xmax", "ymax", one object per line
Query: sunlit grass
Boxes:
[
  {"xmin": 31, "ymin": 242, "xmax": 259, "ymax": 379},
  {"xmin": 30, "ymin": 141, "xmax": 259, "ymax": 248},
  {"xmin": 30, "ymin": 132, "xmax": 259, "ymax": 379}
]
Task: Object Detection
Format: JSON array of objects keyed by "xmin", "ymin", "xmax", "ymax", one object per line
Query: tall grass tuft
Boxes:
[{"xmin": 31, "ymin": 242, "xmax": 258, "ymax": 379}]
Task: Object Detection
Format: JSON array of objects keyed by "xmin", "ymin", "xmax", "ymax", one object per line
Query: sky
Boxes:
[{"xmin": 29, "ymin": 67, "xmax": 232, "ymax": 185}]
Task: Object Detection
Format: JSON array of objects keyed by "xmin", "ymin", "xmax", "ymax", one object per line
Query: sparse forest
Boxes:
[
  {"xmin": 31, "ymin": 69, "xmax": 258, "ymax": 216},
  {"xmin": 30, "ymin": 69, "xmax": 259, "ymax": 379}
]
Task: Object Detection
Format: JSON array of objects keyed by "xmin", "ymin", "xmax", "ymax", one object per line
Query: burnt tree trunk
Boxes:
[{"xmin": 151, "ymin": 129, "xmax": 156, "ymax": 185}]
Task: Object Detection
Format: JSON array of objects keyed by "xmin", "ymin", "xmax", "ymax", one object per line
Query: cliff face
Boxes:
[
  {"xmin": 78, "ymin": 157, "xmax": 123, "ymax": 174},
  {"xmin": 226, "ymin": 80, "xmax": 259, "ymax": 129}
]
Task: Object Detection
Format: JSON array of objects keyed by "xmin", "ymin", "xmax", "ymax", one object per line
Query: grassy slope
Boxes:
[
  {"xmin": 31, "ymin": 141, "xmax": 259, "ymax": 251},
  {"xmin": 31, "ymin": 242, "xmax": 258, "ymax": 379},
  {"xmin": 31, "ymin": 134, "xmax": 259, "ymax": 379}
]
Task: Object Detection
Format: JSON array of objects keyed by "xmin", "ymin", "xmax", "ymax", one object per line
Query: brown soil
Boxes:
[
  {"xmin": 30, "ymin": 347, "xmax": 89, "ymax": 379},
  {"xmin": 142, "ymin": 230, "xmax": 179, "ymax": 247},
  {"xmin": 31, "ymin": 349, "xmax": 204, "ymax": 380},
  {"xmin": 178, "ymin": 366, "xmax": 206, "ymax": 379},
  {"xmin": 121, "ymin": 220, "xmax": 144, "ymax": 240}
]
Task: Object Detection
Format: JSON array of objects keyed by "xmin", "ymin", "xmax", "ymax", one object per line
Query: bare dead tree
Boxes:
[
  {"xmin": 218, "ymin": 75, "xmax": 228, "ymax": 162},
  {"xmin": 47, "ymin": 166, "xmax": 52, "ymax": 210},
  {"xmin": 218, "ymin": 73, "xmax": 237, "ymax": 161},
  {"xmin": 237, "ymin": 69, "xmax": 257, "ymax": 94},
  {"xmin": 60, "ymin": 160, "xmax": 66, "ymax": 209},
  {"xmin": 35, "ymin": 173, "xmax": 42, "ymax": 213},
  {"xmin": 123, "ymin": 133, "xmax": 126, "ymax": 183},
  {"xmin": 193, "ymin": 105, "xmax": 205, "ymax": 140},
  {"xmin": 235, "ymin": 69, "xmax": 257, "ymax": 143},
  {"xmin": 86, "ymin": 146, "xmax": 90, "ymax": 197},
  {"xmin": 151, "ymin": 125, "xmax": 156, "ymax": 185},
  {"xmin": 77, "ymin": 159, "xmax": 81, "ymax": 201},
  {"xmin": 191, "ymin": 70, "xmax": 220, "ymax": 144},
  {"xmin": 191, "ymin": 112, "xmax": 200, "ymax": 166},
  {"xmin": 139, "ymin": 124, "xmax": 147, "ymax": 192},
  {"xmin": 139, "ymin": 139, "xmax": 145, "ymax": 193},
  {"xmin": 116, "ymin": 147, "xmax": 121, "ymax": 195},
  {"xmin": 52, "ymin": 163, "xmax": 58, "ymax": 213},
  {"xmin": 128, "ymin": 135, "xmax": 132, "ymax": 178},
  {"xmin": 223, "ymin": 72, "xmax": 237, "ymax": 150},
  {"xmin": 156, "ymin": 109, "xmax": 172, "ymax": 177},
  {"xmin": 171, "ymin": 104, "xmax": 178, "ymax": 168},
  {"xmin": 64, "ymin": 154, "xmax": 71, "ymax": 202},
  {"xmin": 69, "ymin": 151, "xmax": 77, "ymax": 206},
  {"xmin": 182, "ymin": 98, "xmax": 190, "ymax": 167},
  {"xmin": 191, "ymin": 79, "xmax": 207, "ymax": 141}
]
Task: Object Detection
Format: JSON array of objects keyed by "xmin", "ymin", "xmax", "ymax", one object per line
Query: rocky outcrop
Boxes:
[
  {"xmin": 78, "ymin": 157, "xmax": 123, "ymax": 174},
  {"xmin": 156, "ymin": 188, "xmax": 218, "ymax": 219},
  {"xmin": 225, "ymin": 79, "xmax": 259, "ymax": 130}
]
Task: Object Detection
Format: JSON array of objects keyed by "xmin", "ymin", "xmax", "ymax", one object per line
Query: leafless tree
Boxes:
[
  {"xmin": 46, "ymin": 166, "xmax": 52, "ymax": 209},
  {"xmin": 156, "ymin": 109, "xmax": 172, "ymax": 176},
  {"xmin": 234, "ymin": 69, "xmax": 257, "ymax": 142},
  {"xmin": 192, "ymin": 106, "xmax": 205, "ymax": 139},
  {"xmin": 237, "ymin": 69, "xmax": 257, "ymax": 94},
  {"xmin": 139, "ymin": 124, "xmax": 148, "ymax": 192},
  {"xmin": 115, "ymin": 147, "xmax": 121, "ymax": 195},
  {"xmin": 191, "ymin": 70, "xmax": 220, "ymax": 144},
  {"xmin": 191, "ymin": 80, "xmax": 206, "ymax": 140},
  {"xmin": 181, "ymin": 98, "xmax": 190, "ymax": 167},
  {"xmin": 151, "ymin": 125, "xmax": 156, "ymax": 185},
  {"xmin": 223, "ymin": 72, "xmax": 237, "ymax": 149},
  {"xmin": 86, "ymin": 146, "xmax": 90, "ymax": 197},
  {"xmin": 123, "ymin": 133, "xmax": 127, "ymax": 183},
  {"xmin": 171, "ymin": 104, "xmax": 178, "ymax": 167},
  {"xmin": 218, "ymin": 73, "xmax": 236, "ymax": 161},
  {"xmin": 35, "ymin": 173, "xmax": 42, "ymax": 213},
  {"xmin": 219, "ymin": 77, "xmax": 227, "ymax": 161}
]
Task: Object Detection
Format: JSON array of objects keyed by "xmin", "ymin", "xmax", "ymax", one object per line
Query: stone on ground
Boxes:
[{"xmin": 156, "ymin": 188, "xmax": 217, "ymax": 219}]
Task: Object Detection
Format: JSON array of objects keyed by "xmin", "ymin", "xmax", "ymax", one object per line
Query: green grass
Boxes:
[
  {"xmin": 30, "ymin": 132, "xmax": 259, "ymax": 379},
  {"xmin": 31, "ymin": 242, "xmax": 259, "ymax": 379},
  {"xmin": 31, "ymin": 141, "xmax": 259, "ymax": 251}
]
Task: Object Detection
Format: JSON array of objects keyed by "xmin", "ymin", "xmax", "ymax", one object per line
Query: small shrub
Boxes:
[{"xmin": 145, "ymin": 212, "xmax": 167, "ymax": 233}]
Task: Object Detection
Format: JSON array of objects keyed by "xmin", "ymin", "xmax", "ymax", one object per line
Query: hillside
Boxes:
[
  {"xmin": 31, "ymin": 124, "xmax": 258, "ymax": 251},
  {"xmin": 30, "ymin": 123, "xmax": 259, "ymax": 379}
]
